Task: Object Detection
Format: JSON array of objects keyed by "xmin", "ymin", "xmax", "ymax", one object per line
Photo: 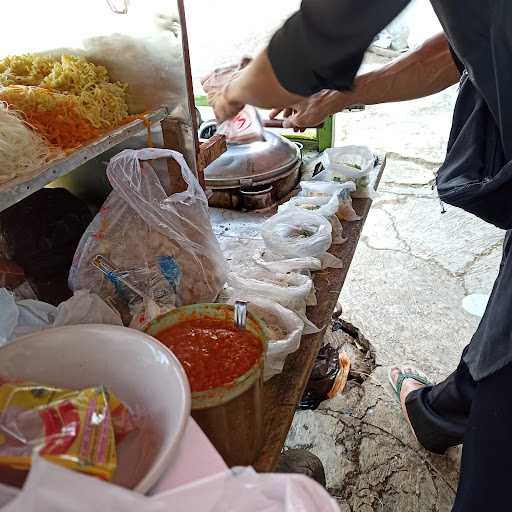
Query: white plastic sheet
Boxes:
[
  {"xmin": 0, "ymin": 289, "xmax": 122, "ymax": 345},
  {"xmin": 0, "ymin": 457, "xmax": 339, "ymax": 512}
]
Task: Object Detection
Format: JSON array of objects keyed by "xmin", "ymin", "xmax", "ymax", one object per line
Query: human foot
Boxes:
[{"xmin": 389, "ymin": 366, "xmax": 432, "ymax": 437}]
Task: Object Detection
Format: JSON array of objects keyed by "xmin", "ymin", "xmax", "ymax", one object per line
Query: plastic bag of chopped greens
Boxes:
[
  {"xmin": 320, "ymin": 146, "xmax": 376, "ymax": 198},
  {"xmin": 261, "ymin": 210, "xmax": 332, "ymax": 259},
  {"xmin": 299, "ymin": 181, "xmax": 360, "ymax": 221}
]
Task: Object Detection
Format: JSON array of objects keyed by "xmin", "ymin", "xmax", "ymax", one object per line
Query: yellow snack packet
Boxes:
[{"xmin": 0, "ymin": 382, "xmax": 123, "ymax": 481}]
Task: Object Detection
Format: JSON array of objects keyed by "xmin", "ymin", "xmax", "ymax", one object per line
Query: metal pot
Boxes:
[{"xmin": 200, "ymin": 122, "xmax": 302, "ymax": 210}]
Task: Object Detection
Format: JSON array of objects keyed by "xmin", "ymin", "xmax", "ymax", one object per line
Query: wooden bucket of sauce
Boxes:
[{"xmin": 144, "ymin": 304, "xmax": 270, "ymax": 466}]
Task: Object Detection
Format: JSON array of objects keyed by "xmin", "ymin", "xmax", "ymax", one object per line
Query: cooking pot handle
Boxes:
[{"xmin": 262, "ymin": 119, "xmax": 324, "ymax": 129}]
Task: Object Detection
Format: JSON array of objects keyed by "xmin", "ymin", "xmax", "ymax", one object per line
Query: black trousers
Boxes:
[{"xmin": 406, "ymin": 360, "xmax": 512, "ymax": 511}]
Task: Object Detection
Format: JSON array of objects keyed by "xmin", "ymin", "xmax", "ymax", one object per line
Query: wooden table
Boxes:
[{"xmin": 210, "ymin": 157, "xmax": 385, "ymax": 472}]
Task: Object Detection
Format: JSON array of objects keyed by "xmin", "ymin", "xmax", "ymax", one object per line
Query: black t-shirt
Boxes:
[{"xmin": 268, "ymin": 0, "xmax": 410, "ymax": 96}]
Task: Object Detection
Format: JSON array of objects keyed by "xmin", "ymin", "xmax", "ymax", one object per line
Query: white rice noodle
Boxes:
[{"xmin": 0, "ymin": 102, "xmax": 55, "ymax": 185}]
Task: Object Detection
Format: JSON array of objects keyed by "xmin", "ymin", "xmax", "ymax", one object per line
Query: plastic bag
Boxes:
[
  {"xmin": 299, "ymin": 180, "xmax": 360, "ymax": 221},
  {"xmin": 0, "ymin": 289, "xmax": 122, "ymax": 346},
  {"xmin": 253, "ymin": 248, "xmax": 322, "ymax": 274},
  {"xmin": 226, "ymin": 297, "xmax": 303, "ymax": 381},
  {"xmin": 299, "ymin": 344, "xmax": 343, "ymax": 410},
  {"xmin": 0, "ymin": 457, "xmax": 338, "ymax": 512},
  {"xmin": 69, "ymin": 148, "xmax": 227, "ymax": 323},
  {"xmin": 216, "ymin": 106, "xmax": 265, "ymax": 145},
  {"xmin": 253, "ymin": 248, "xmax": 342, "ymax": 273},
  {"xmin": 320, "ymin": 146, "xmax": 375, "ymax": 198},
  {"xmin": 278, "ymin": 194, "xmax": 339, "ymax": 218},
  {"xmin": 226, "ymin": 269, "xmax": 319, "ymax": 335},
  {"xmin": 261, "ymin": 210, "xmax": 332, "ymax": 259},
  {"xmin": 0, "ymin": 382, "xmax": 135, "ymax": 481}
]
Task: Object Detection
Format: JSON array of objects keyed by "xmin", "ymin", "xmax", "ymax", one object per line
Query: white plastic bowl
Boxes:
[{"xmin": 0, "ymin": 324, "xmax": 190, "ymax": 493}]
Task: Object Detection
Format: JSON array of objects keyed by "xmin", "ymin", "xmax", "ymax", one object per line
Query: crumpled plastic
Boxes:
[
  {"xmin": 0, "ymin": 289, "xmax": 122, "ymax": 346},
  {"xmin": 0, "ymin": 456, "xmax": 339, "ymax": 512}
]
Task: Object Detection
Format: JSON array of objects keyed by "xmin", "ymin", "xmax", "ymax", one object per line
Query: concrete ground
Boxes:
[{"xmin": 285, "ymin": 74, "xmax": 505, "ymax": 511}]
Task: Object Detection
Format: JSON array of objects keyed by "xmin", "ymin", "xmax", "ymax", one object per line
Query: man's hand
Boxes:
[
  {"xmin": 207, "ymin": 83, "xmax": 245, "ymax": 122},
  {"xmin": 202, "ymin": 59, "xmax": 251, "ymax": 122},
  {"xmin": 269, "ymin": 90, "xmax": 351, "ymax": 131}
]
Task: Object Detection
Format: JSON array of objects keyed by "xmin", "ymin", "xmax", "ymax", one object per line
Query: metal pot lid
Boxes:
[{"xmin": 204, "ymin": 130, "xmax": 300, "ymax": 188}]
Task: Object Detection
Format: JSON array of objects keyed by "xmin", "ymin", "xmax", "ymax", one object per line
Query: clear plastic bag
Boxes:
[
  {"xmin": 261, "ymin": 210, "xmax": 332, "ymax": 259},
  {"xmin": 0, "ymin": 289, "xmax": 122, "ymax": 346},
  {"xmin": 320, "ymin": 146, "xmax": 375, "ymax": 198},
  {"xmin": 226, "ymin": 269, "xmax": 319, "ymax": 335},
  {"xmin": 299, "ymin": 180, "xmax": 360, "ymax": 221},
  {"xmin": 69, "ymin": 149, "xmax": 227, "ymax": 323},
  {"xmin": 278, "ymin": 194, "xmax": 339, "ymax": 218},
  {"xmin": 226, "ymin": 297, "xmax": 303, "ymax": 381}
]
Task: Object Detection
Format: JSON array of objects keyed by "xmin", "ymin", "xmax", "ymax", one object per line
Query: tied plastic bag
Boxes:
[
  {"xmin": 0, "ymin": 381, "xmax": 136, "ymax": 481},
  {"xmin": 321, "ymin": 146, "xmax": 375, "ymax": 198},
  {"xmin": 261, "ymin": 210, "xmax": 333, "ymax": 260},
  {"xmin": 0, "ymin": 289, "xmax": 122, "ymax": 346},
  {"xmin": 226, "ymin": 297, "xmax": 303, "ymax": 381},
  {"xmin": 0, "ymin": 457, "xmax": 338, "ymax": 512},
  {"xmin": 226, "ymin": 269, "xmax": 319, "ymax": 335},
  {"xmin": 300, "ymin": 180, "xmax": 360, "ymax": 221},
  {"xmin": 69, "ymin": 149, "xmax": 227, "ymax": 324},
  {"xmin": 278, "ymin": 194, "xmax": 339, "ymax": 218},
  {"xmin": 278, "ymin": 196, "xmax": 346, "ymax": 246}
]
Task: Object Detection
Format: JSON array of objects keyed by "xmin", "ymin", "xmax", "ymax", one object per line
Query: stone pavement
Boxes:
[{"xmin": 286, "ymin": 83, "xmax": 505, "ymax": 510}]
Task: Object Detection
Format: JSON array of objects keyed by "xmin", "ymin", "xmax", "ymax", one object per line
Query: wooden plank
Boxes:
[
  {"xmin": 253, "ymin": 156, "xmax": 386, "ymax": 472},
  {"xmin": 0, "ymin": 108, "xmax": 168, "ymax": 213},
  {"xmin": 161, "ymin": 117, "xmax": 191, "ymax": 193},
  {"xmin": 198, "ymin": 134, "xmax": 227, "ymax": 178}
]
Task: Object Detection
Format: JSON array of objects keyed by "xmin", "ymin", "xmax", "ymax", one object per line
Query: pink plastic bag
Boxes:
[
  {"xmin": 216, "ymin": 106, "xmax": 264, "ymax": 145},
  {"xmin": 201, "ymin": 61, "xmax": 264, "ymax": 144}
]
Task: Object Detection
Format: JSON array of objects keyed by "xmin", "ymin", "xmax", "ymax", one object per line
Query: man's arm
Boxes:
[
  {"xmin": 212, "ymin": 0, "xmax": 410, "ymax": 121},
  {"xmin": 271, "ymin": 33, "xmax": 461, "ymax": 129}
]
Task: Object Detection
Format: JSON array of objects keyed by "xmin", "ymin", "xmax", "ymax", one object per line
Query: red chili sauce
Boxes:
[{"xmin": 156, "ymin": 317, "xmax": 263, "ymax": 392}]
